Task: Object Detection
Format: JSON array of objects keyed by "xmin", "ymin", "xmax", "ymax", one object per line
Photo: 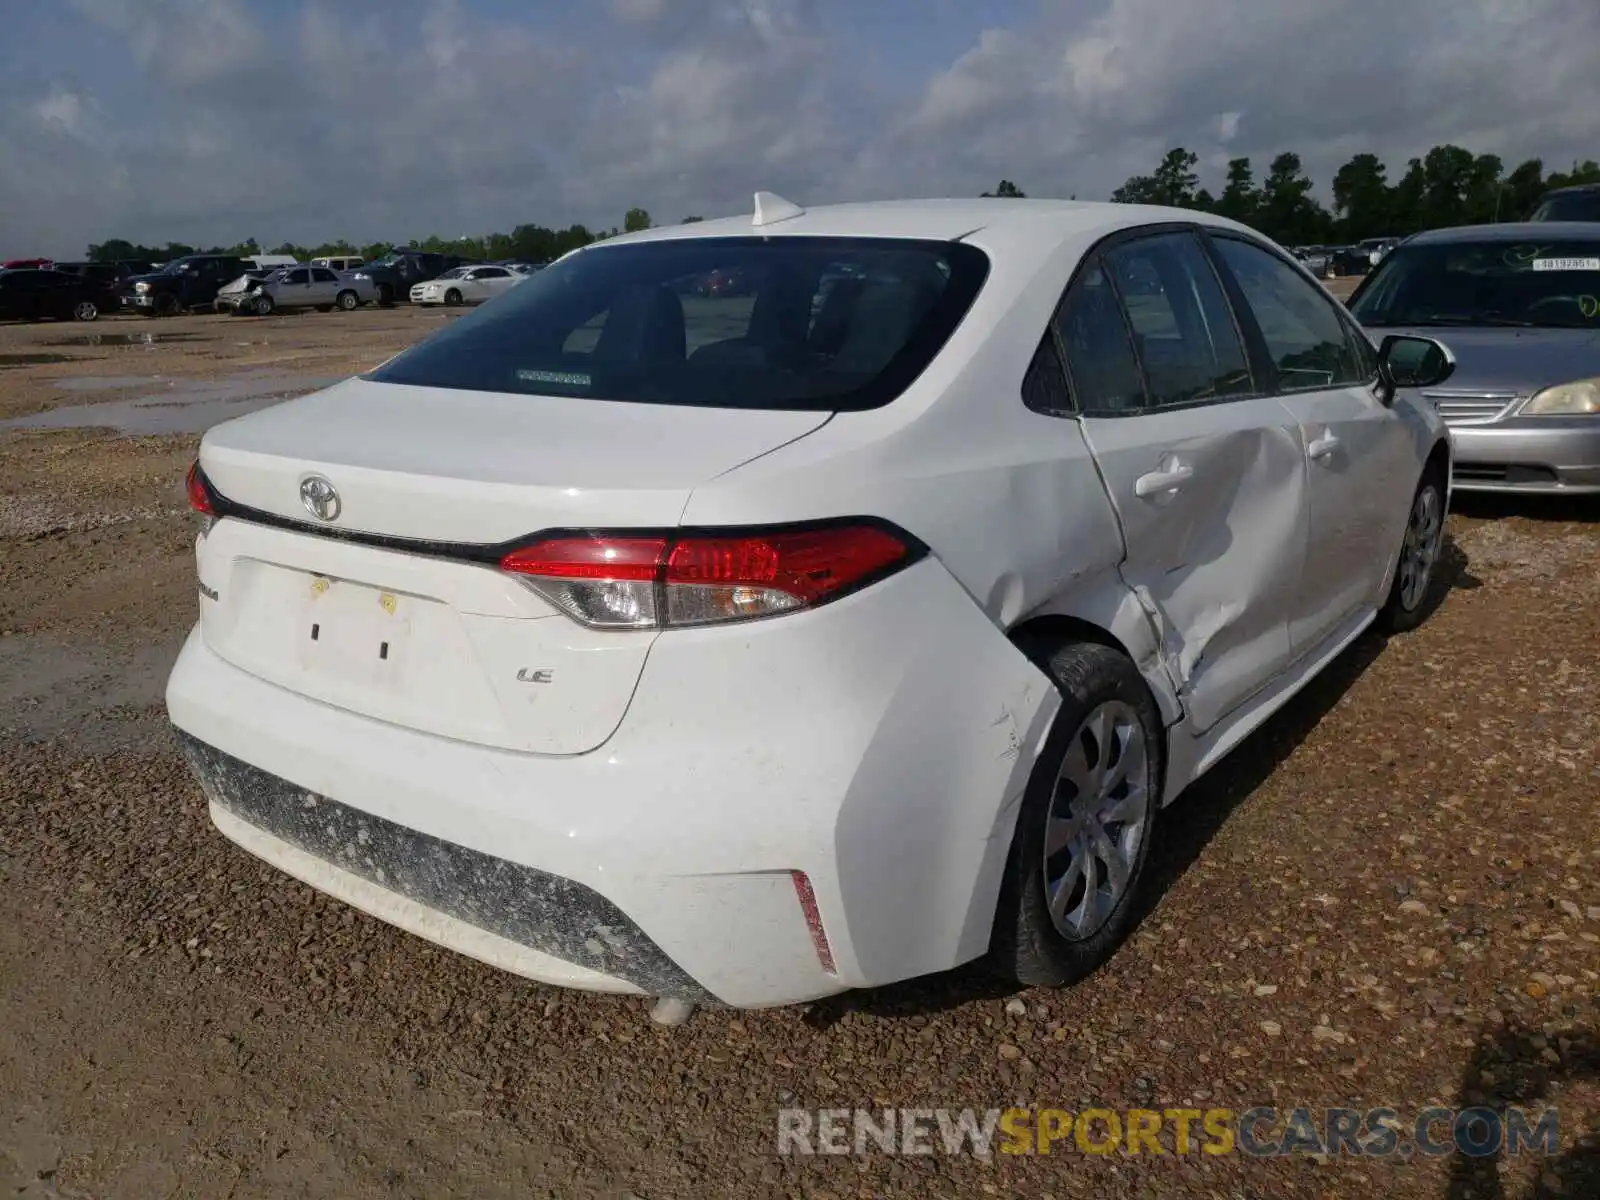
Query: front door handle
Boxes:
[
  {"xmin": 1308, "ymin": 431, "xmax": 1340, "ymax": 461},
  {"xmin": 1134, "ymin": 461, "xmax": 1194, "ymax": 498}
]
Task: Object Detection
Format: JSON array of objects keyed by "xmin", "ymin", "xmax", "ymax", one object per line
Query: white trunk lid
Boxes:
[{"xmin": 194, "ymin": 378, "xmax": 829, "ymax": 755}]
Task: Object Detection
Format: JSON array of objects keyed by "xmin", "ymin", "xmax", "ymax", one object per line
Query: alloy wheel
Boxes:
[
  {"xmin": 1041, "ymin": 699, "xmax": 1150, "ymax": 942},
  {"xmin": 1398, "ymin": 483, "xmax": 1442, "ymax": 612},
  {"xmin": 73, "ymin": 300, "xmax": 98, "ymax": 322}
]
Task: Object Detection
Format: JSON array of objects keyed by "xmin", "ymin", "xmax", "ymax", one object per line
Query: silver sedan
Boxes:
[{"xmin": 1349, "ymin": 222, "xmax": 1600, "ymax": 493}]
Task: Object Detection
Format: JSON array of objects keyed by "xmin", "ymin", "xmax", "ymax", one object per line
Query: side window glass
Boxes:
[
  {"xmin": 1021, "ymin": 333, "xmax": 1071, "ymax": 416},
  {"xmin": 1053, "ymin": 262, "xmax": 1146, "ymax": 414},
  {"xmin": 1210, "ymin": 237, "xmax": 1365, "ymax": 390},
  {"xmin": 312, "ymin": 268, "xmax": 337, "ymax": 283},
  {"xmin": 1103, "ymin": 233, "xmax": 1252, "ymax": 408},
  {"xmin": 287, "ymin": 269, "xmax": 310, "ymax": 285}
]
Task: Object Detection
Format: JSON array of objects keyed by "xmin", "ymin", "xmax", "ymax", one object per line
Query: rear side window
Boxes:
[
  {"xmin": 1103, "ymin": 233, "xmax": 1252, "ymax": 408},
  {"xmin": 286, "ymin": 269, "xmax": 310, "ymax": 285},
  {"xmin": 368, "ymin": 237, "xmax": 990, "ymax": 411},
  {"xmin": 1210, "ymin": 237, "xmax": 1365, "ymax": 390},
  {"xmin": 1053, "ymin": 263, "xmax": 1146, "ymax": 414},
  {"xmin": 312, "ymin": 268, "xmax": 339, "ymax": 283}
]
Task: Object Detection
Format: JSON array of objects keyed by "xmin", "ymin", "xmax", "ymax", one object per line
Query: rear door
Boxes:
[
  {"xmin": 1205, "ymin": 233, "xmax": 1412, "ymax": 654},
  {"xmin": 1068, "ymin": 228, "xmax": 1308, "ymax": 733}
]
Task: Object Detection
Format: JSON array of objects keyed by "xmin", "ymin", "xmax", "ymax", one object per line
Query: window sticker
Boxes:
[{"xmin": 1531, "ymin": 257, "xmax": 1600, "ymax": 272}]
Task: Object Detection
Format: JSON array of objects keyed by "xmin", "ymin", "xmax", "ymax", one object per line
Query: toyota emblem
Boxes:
[{"xmin": 299, "ymin": 475, "xmax": 341, "ymax": 522}]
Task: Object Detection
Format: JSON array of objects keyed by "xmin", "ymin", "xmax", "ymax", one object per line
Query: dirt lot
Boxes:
[{"xmin": 1, "ymin": 300, "xmax": 1596, "ymax": 1200}]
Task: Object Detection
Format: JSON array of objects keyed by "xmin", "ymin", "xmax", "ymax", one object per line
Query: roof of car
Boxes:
[
  {"xmin": 1407, "ymin": 221, "xmax": 1600, "ymax": 244},
  {"xmin": 1543, "ymin": 182, "xmax": 1600, "ymax": 195},
  {"xmin": 589, "ymin": 197, "xmax": 1253, "ymax": 250}
]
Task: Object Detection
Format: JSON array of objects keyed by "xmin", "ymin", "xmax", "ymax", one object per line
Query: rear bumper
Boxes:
[
  {"xmin": 165, "ymin": 560, "xmax": 1058, "ymax": 1008},
  {"xmin": 1448, "ymin": 419, "xmax": 1600, "ymax": 493}
]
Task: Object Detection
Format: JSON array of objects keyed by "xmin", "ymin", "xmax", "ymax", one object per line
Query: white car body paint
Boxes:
[
  {"xmin": 409, "ymin": 265, "xmax": 525, "ymax": 306},
  {"xmin": 166, "ymin": 197, "xmax": 1449, "ymax": 1007}
]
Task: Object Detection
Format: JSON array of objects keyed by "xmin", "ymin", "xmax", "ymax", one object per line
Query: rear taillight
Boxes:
[
  {"xmin": 499, "ymin": 522, "xmax": 918, "ymax": 629},
  {"xmin": 185, "ymin": 461, "xmax": 215, "ymax": 515}
]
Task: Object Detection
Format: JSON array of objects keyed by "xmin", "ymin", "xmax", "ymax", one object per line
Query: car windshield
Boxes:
[
  {"xmin": 1348, "ymin": 239, "xmax": 1600, "ymax": 329},
  {"xmin": 1529, "ymin": 192, "xmax": 1600, "ymax": 221},
  {"xmin": 366, "ymin": 236, "xmax": 990, "ymax": 412}
]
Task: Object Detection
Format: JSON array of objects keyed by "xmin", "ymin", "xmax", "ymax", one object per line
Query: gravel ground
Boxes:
[{"xmin": 1, "ymin": 304, "xmax": 1596, "ymax": 1200}]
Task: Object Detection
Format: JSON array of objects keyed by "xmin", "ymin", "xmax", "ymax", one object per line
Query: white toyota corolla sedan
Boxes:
[{"xmin": 167, "ymin": 195, "xmax": 1457, "ymax": 1012}]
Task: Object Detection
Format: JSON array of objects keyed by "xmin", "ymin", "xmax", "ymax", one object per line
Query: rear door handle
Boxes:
[
  {"xmin": 1308, "ymin": 432, "xmax": 1340, "ymax": 461},
  {"xmin": 1134, "ymin": 462, "xmax": 1194, "ymax": 497}
]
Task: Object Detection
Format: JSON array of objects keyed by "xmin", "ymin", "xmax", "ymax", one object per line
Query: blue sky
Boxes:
[{"xmin": 3, "ymin": 0, "xmax": 1597, "ymax": 257}]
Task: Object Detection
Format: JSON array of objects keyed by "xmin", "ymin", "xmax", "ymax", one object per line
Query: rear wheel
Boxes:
[
  {"xmin": 72, "ymin": 300, "xmax": 99, "ymax": 322},
  {"xmin": 1376, "ymin": 465, "xmax": 1446, "ymax": 634},
  {"xmin": 988, "ymin": 642, "xmax": 1163, "ymax": 987},
  {"xmin": 335, "ymin": 290, "xmax": 359, "ymax": 311}
]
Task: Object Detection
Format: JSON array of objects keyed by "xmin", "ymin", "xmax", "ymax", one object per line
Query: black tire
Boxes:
[
  {"xmin": 444, "ymin": 288, "xmax": 463, "ymax": 306},
  {"xmin": 1376, "ymin": 462, "xmax": 1447, "ymax": 634},
  {"xmin": 153, "ymin": 293, "xmax": 180, "ymax": 318},
  {"xmin": 377, "ymin": 282, "xmax": 394, "ymax": 306},
  {"xmin": 253, "ymin": 294, "xmax": 274, "ymax": 317},
  {"xmin": 335, "ymin": 290, "xmax": 359, "ymax": 311},
  {"xmin": 988, "ymin": 641, "xmax": 1164, "ymax": 988}
]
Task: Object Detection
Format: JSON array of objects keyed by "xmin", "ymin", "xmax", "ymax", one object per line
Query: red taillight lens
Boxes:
[
  {"xmin": 185, "ymin": 461, "xmax": 215, "ymax": 515},
  {"xmin": 499, "ymin": 523, "xmax": 915, "ymax": 630}
]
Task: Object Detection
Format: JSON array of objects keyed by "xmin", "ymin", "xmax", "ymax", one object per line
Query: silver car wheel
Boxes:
[
  {"xmin": 1398, "ymin": 482, "xmax": 1442, "ymax": 612},
  {"xmin": 1042, "ymin": 699, "xmax": 1150, "ymax": 942},
  {"xmin": 72, "ymin": 300, "xmax": 98, "ymax": 321}
]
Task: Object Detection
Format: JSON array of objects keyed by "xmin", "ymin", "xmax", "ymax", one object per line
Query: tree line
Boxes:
[
  {"xmin": 987, "ymin": 144, "xmax": 1600, "ymax": 246},
  {"xmin": 81, "ymin": 144, "xmax": 1600, "ymax": 266},
  {"xmin": 84, "ymin": 206, "xmax": 697, "ymax": 266}
]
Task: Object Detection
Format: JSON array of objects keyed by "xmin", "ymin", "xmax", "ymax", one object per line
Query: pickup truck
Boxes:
[
  {"xmin": 352, "ymin": 249, "xmax": 481, "ymax": 305},
  {"xmin": 122, "ymin": 255, "xmax": 251, "ymax": 316}
]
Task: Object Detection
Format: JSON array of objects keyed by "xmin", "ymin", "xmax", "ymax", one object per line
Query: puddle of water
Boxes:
[
  {"xmin": 1, "ymin": 372, "xmax": 347, "ymax": 435},
  {"xmin": 0, "ymin": 353, "xmax": 73, "ymax": 367},
  {"xmin": 39, "ymin": 331, "xmax": 201, "ymax": 347}
]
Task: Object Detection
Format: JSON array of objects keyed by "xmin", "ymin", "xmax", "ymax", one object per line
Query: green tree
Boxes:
[
  {"xmin": 1545, "ymin": 159, "xmax": 1600, "ymax": 190},
  {"xmin": 980, "ymin": 179, "xmax": 1026, "ymax": 198},
  {"xmin": 1255, "ymin": 152, "xmax": 1327, "ymax": 244},
  {"xmin": 1500, "ymin": 159, "xmax": 1547, "ymax": 221},
  {"xmin": 1111, "ymin": 148, "xmax": 1200, "ymax": 208},
  {"xmin": 623, "ymin": 207, "xmax": 653, "ymax": 232},
  {"xmin": 1214, "ymin": 157, "xmax": 1259, "ymax": 225},
  {"xmin": 1331, "ymin": 153, "xmax": 1390, "ymax": 240}
]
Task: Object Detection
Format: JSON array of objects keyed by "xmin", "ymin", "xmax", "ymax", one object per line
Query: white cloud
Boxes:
[{"xmin": 1, "ymin": 0, "xmax": 1597, "ymax": 257}]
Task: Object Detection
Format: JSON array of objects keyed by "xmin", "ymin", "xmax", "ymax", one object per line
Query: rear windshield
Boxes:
[
  {"xmin": 1348, "ymin": 238, "xmax": 1600, "ymax": 329},
  {"xmin": 365, "ymin": 236, "xmax": 990, "ymax": 411}
]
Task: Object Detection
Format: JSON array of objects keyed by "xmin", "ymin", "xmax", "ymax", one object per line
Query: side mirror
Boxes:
[{"xmin": 1375, "ymin": 333, "xmax": 1455, "ymax": 404}]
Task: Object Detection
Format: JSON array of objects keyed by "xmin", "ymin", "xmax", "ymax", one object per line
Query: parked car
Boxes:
[
  {"xmin": 311, "ymin": 255, "xmax": 365, "ymax": 273},
  {"xmin": 169, "ymin": 195, "xmax": 1454, "ymax": 1013},
  {"xmin": 409, "ymin": 264, "xmax": 525, "ymax": 306},
  {"xmin": 123, "ymin": 255, "xmax": 251, "ymax": 316},
  {"xmin": 352, "ymin": 249, "xmax": 480, "ymax": 305},
  {"xmin": 1359, "ymin": 237, "xmax": 1402, "ymax": 267},
  {"xmin": 213, "ymin": 268, "xmax": 285, "ymax": 313},
  {"xmin": 1291, "ymin": 245, "xmax": 1331, "ymax": 274},
  {"xmin": 1347, "ymin": 220, "xmax": 1600, "ymax": 493},
  {"xmin": 53, "ymin": 261, "xmax": 133, "ymax": 311},
  {"xmin": 0, "ymin": 267, "xmax": 114, "ymax": 322},
  {"xmin": 1527, "ymin": 183, "xmax": 1600, "ymax": 222},
  {"xmin": 234, "ymin": 265, "xmax": 377, "ymax": 315}
]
